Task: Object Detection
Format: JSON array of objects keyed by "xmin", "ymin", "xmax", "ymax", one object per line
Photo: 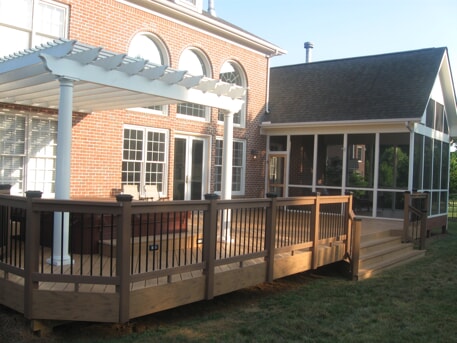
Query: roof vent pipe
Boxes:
[
  {"xmin": 208, "ymin": 0, "xmax": 216, "ymax": 16},
  {"xmin": 304, "ymin": 41, "xmax": 314, "ymax": 63}
]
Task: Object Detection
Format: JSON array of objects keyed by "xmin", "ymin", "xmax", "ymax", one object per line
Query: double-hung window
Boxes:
[
  {"xmin": 215, "ymin": 138, "xmax": 245, "ymax": 195},
  {"xmin": 122, "ymin": 126, "xmax": 168, "ymax": 195},
  {"xmin": 0, "ymin": 0, "xmax": 69, "ymax": 57},
  {"xmin": 0, "ymin": 113, "xmax": 57, "ymax": 196}
]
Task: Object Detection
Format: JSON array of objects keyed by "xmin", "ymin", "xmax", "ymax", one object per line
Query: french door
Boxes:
[
  {"xmin": 268, "ymin": 154, "xmax": 286, "ymax": 197},
  {"xmin": 173, "ymin": 135, "xmax": 208, "ymax": 200}
]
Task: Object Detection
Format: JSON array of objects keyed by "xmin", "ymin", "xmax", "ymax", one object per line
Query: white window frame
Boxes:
[
  {"xmin": 177, "ymin": 48, "xmax": 211, "ymax": 122},
  {"xmin": 127, "ymin": 32, "xmax": 169, "ymax": 115},
  {"xmin": 214, "ymin": 137, "xmax": 246, "ymax": 196},
  {"xmin": 0, "ymin": 112, "xmax": 57, "ymax": 197},
  {"xmin": 174, "ymin": 0, "xmax": 202, "ymax": 12},
  {"xmin": 122, "ymin": 125, "xmax": 169, "ymax": 197},
  {"xmin": 218, "ymin": 60, "xmax": 247, "ymax": 128},
  {"xmin": 0, "ymin": 0, "xmax": 69, "ymax": 57}
]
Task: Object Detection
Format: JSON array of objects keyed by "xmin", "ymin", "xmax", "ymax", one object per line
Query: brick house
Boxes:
[{"xmin": 0, "ymin": 0, "xmax": 285, "ymax": 201}]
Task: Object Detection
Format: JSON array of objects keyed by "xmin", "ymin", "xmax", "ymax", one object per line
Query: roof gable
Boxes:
[{"xmin": 268, "ymin": 48, "xmax": 448, "ymax": 124}]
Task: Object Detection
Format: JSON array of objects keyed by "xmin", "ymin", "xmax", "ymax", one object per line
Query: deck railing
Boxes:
[
  {"xmin": 403, "ymin": 191, "xmax": 428, "ymax": 249},
  {"xmin": 0, "ymin": 192, "xmax": 358, "ymax": 323}
]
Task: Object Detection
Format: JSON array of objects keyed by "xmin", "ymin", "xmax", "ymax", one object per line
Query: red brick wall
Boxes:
[{"xmin": 61, "ymin": 0, "xmax": 268, "ymax": 198}]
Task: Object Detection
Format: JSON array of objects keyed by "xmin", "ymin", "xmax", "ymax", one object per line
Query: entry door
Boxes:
[
  {"xmin": 173, "ymin": 136, "xmax": 207, "ymax": 200},
  {"xmin": 268, "ymin": 154, "xmax": 286, "ymax": 197}
]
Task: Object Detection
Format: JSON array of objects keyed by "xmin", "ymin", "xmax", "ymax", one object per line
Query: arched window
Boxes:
[
  {"xmin": 219, "ymin": 61, "xmax": 247, "ymax": 127},
  {"xmin": 128, "ymin": 33, "xmax": 168, "ymax": 113},
  {"xmin": 177, "ymin": 48, "xmax": 210, "ymax": 120}
]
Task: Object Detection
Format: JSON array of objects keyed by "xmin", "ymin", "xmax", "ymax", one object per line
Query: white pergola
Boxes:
[{"xmin": 0, "ymin": 39, "xmax": 245, "ymax": 264}]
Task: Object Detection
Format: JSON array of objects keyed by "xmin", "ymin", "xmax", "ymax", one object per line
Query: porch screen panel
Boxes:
[
  {"xmin": 378, "ymin": 133, "xmax": 409, "ymax": 189},
  {"xmin": 0, "ymin": 114, "xmax": 25, "ymax": 193},
  {"xmin": 317, "ymin": 134, "xmax": 343, "ymax": 187},
  {"xmin": 346, "ymin": 134, "xmax": 375, "ymax": 188},
  {"xmin": 288, "ymin": 135, "xmax": 314, "ymax": 196},
  {"xmin": 413, "ymin": 133, "xmax": 424, "ymax": 190}
]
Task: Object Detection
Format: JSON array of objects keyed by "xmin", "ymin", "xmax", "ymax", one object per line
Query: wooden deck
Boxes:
[{"xmin": 0, "ymin": 194, "xmax": 360, "ymax": 323}]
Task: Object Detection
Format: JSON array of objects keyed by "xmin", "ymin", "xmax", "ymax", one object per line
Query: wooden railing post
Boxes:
[
  {"xmin": 265, "ymin": 193, "xmax": 278, "ymax": 282},
  {"xmin": 310, "ymin": 195, "xmax": 321, "ymax": 270},
  {"xmin": 116, "ymin": 194, "xmax": 133, "ymax": 323},
  {"xmin": 203, "ymin": 194, "xmax": 219, "ymax": 300},
  {"xmin": 419, "ymin": 193, "xmax": 429, "ymax": 250},
  {"xmin": 345, "ymin": 192, "xmax": 354, "ymax": 257},
  {"xmin": 351, "ymin": 218, "xmax": 362, "ymax": 281},
  {"xmin": 24, "ymin": 190, "xmax": 42, "ymax": 319},
  {"xmin": 403, "ymin": 191, "xmax": 411, "ymax": 242}
]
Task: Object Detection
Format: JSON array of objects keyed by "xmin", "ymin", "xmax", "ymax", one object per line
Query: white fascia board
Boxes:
[{"xmin": 260, "ymin": 118, "xmax": 421, "ymax": 135}]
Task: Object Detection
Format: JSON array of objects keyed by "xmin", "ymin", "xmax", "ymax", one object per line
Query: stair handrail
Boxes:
[{"xmin": 403, "ymin": 191, "xmax": 428, "ymax": 249}]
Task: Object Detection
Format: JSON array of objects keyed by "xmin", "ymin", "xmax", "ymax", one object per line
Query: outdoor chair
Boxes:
[
  {"xmin": 122, "ymin": 184, "xmax": 140, "ymax": 200},
  {"xmin": 143, "ymin": 185, "xmax": 168, "ymax": 201}
]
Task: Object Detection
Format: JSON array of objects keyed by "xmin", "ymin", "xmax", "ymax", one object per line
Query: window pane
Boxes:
[
  {"xmin": 219, "ymin": 61, "xmax": 244, "ymax": 125},
  {"xmin": 36, "ymin": 1, "xmax": 66, "ymax": 37},
  {"xmin": 179, "ymin": 49, "xmax": 205, "ymax": 75},
  {"xmin": 122, "ymin": 127, "xmax": 167, "ymax": 193},
  {"xmin": 0, "ymin": 0, "xmax": 32, "ymax": 29},
  {"xmin": 128, "ymin": 33, "xmax": 163, "ymax": 64},
  {"xmin": 425, "ymin": 100, "xmax": 434, "ymax": 129},
  {"xmin": 0, "ymin": 26, "xmax": 30, "ymax": 57},
  {"xmin": 178, "ymin": 49, "xmax": 207, "ymax": 119},
  {"xmin": 215, "ymin": 139, "xmax": 245, "ymax": 193},
  {"xmin": 269, "ymin": 136, "xmax": 287, "ymax": 151},
  {"xmin": 177, "ymin": 103, "xmax": 205, "ymax": 118},
  {"xmin": 433, "ymin": 140, "xmax": 441, "ymax": 189},
  {"xmin": 27, "ymin": 118, "xmax": 57, "ymax": 194}
]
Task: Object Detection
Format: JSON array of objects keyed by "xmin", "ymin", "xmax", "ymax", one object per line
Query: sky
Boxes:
[{"xmin": 207, "ymin": 0, "xmax": 457, "ymax": 74}]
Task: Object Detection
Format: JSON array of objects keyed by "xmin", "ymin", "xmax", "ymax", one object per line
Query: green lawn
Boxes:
[{"xmin": 38, "ymin": 222, "xmax": 457, "ymax": 342}]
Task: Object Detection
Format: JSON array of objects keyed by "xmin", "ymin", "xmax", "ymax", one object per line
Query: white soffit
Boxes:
[{"xmin": 0, "ymin": 39, "xmax": 245, "ymax": 113}]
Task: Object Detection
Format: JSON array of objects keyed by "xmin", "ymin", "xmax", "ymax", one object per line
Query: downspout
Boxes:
[{"xmin": 265, "ymin": 50, "xmax": 279, "ymax": 114}]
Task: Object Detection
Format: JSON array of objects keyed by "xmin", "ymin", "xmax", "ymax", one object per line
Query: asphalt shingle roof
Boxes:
[{"xmin": 268, "ymin": 48, "xmax": 446, "ymax": 123}]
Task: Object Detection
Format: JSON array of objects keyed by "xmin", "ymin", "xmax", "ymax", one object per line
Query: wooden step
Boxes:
[
  {"xmin": 357, "ymin": 228, "xmax": 425, "ymax": 280},
  {"xmin": 358, "ymin": 249, "xmax": 425, "ymax": 280},
  {"xmin": 359, "ymin": 241, "xmax": 416, "ymax": 269},
  {"xmin": 360, "ymin": 235, "xmax": 402, "ymax": 256}
]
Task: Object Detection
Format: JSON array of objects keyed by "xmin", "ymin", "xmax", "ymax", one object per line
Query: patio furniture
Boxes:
[
  {"xmin": 122, "ymin": 184, "xmax": 139, "ymax": 200},
  {"xmin": 142, "ymin": 185, "xmax": 169, "ymax": 201}
]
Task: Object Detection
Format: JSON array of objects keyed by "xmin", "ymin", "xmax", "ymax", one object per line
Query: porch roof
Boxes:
[
  {"xmin": 267, "ymin": 47, "xmax": 457, "ymax": 138},
  {"xmin": 0, "ymin": 39, "xmax": 245, "ymax": 113}
]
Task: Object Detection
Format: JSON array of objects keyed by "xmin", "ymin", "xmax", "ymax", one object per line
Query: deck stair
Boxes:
[{"xmin": 357, "ymin": 228, "xmax": 425, "ymax": 280}]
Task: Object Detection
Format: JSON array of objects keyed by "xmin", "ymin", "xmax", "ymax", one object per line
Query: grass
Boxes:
[{"xmin": 7, "ymin": 222, "xmax": 457, "ymax": 342}]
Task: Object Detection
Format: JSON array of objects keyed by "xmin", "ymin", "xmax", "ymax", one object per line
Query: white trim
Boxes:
[{"xmin": 115, "ymin": 0, "xmax": 286, "ymax": 57}]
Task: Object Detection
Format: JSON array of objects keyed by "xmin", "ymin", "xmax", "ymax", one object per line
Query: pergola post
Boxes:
[
  {"xmin": 47, "ymin": 77, "xmax": 74, "ymax": 266},
  {"xmin": 220, "ymin": 111, "xmax": 234, "ymax": 241}
]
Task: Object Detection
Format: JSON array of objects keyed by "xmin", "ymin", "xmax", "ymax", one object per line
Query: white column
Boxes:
[
  {"xmin": 47, "ymin": 77, "xmax": 74, "ymax": 266},
  {"xmin": 221, "ymin": 111, "xmax": 234, "ymax": 200},
  {"xmin": 221, "ymin": 111, "xmax": 234, "ymax": 242}
]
